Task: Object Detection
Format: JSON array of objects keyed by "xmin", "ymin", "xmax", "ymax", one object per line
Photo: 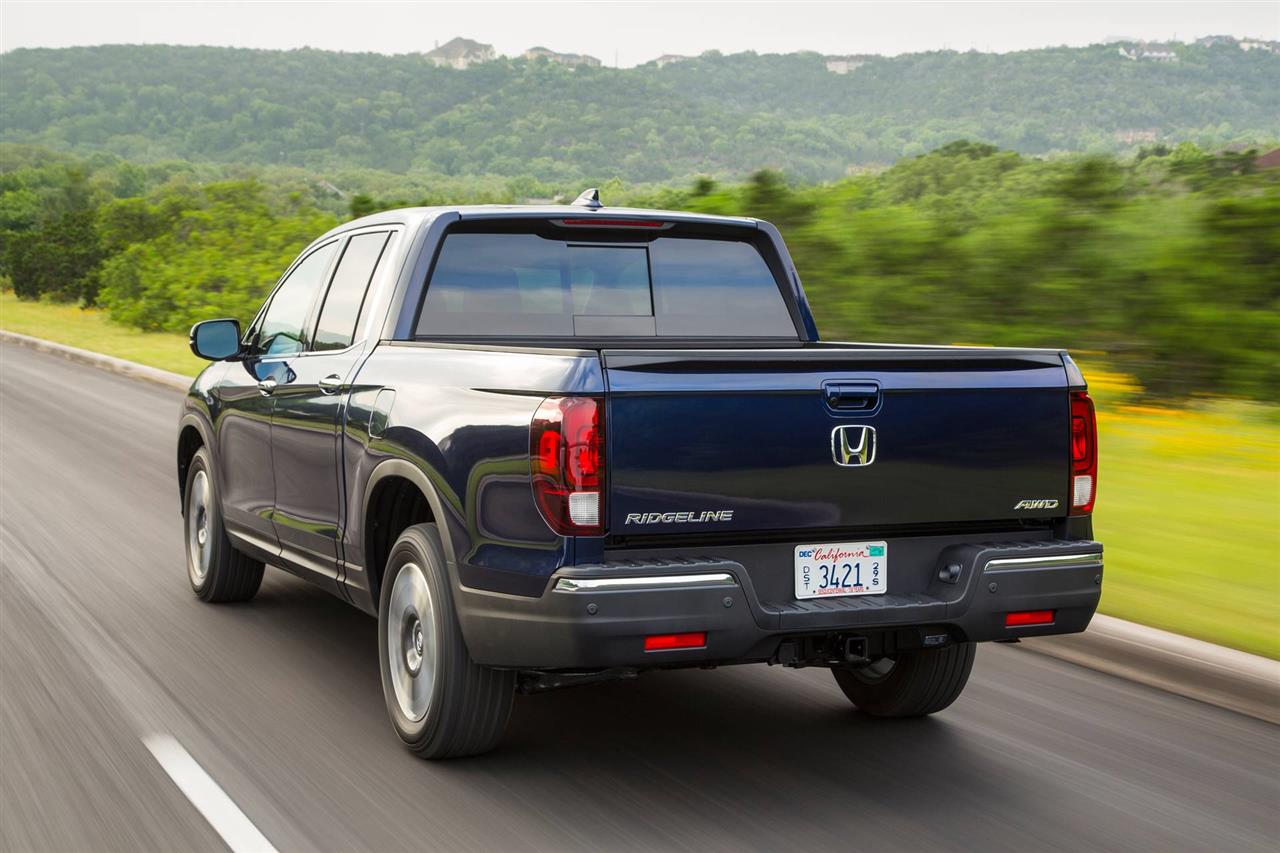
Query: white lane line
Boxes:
[{"xmin": 143, "ymin": 734, "xmax": 279, "ymax": 853}]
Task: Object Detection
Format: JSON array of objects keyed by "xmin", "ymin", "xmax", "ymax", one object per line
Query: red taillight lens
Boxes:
[
  {"xmin": 644, "ymin": 632, "xmax": 707, "ymax": 652},
  {"xmin": 530, "ymin": 396, "xmax": 605, "ymax": 536},
  {"xmin": 1005, "ymin": 610, "xmax": 1056, "ymax": 627},
  {"xmin": 1070, "ymin": 391, "xmax": 1097, "ymax": 515}
]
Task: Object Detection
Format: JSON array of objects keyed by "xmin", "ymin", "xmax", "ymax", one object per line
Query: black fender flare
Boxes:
[
  {"xmin": 177, "ymin": 410, "xmax": 216, "ymax": 504},
  {"xmin": 360, "ymin": 456, "xmax": 460, "ymax": 582}
]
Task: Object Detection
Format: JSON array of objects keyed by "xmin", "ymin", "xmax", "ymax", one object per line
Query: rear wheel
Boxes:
[
  {"xmin": 378, "ymin": 523, "xmax": 514, "ymax": 759},
  {"xmin": 183, "ymin": 447, "xmax": 263, "ymax": 603},
  {"xmin": 831, "ymin": 642, "xmax": 976, "ymax": 717}
]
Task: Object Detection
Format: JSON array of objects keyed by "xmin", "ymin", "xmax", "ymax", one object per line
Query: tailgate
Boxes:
[{"xmin": 603, "ymin": 347, "xmax": 1071, "ymax": 536}]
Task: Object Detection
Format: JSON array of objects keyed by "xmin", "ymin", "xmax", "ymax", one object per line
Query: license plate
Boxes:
[{"xmin": 794, "ymin": 541, "xmax": 887, "ymax": 599}]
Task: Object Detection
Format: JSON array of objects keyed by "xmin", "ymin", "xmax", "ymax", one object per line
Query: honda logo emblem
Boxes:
[{"xmin": 832, "ymin": 425, "xmax": 877, "ymax": 467}]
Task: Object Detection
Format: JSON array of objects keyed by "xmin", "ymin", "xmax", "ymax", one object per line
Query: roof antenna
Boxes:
[{"xmin": 572, "ymin": 188, "xmax": 603, "ymax": 209}]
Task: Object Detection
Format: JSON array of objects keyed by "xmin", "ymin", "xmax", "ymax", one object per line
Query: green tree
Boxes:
[
  {"xmin": 3, "ymin": 209, "xmax": 105, "ymax": 303},
  {"xmin": 98, "ymin": 181, "xmax": 337, "ymax": 330},
  {"xmin": 2, "ymin": 43, "xmax": 1276, "ymax": 183}
]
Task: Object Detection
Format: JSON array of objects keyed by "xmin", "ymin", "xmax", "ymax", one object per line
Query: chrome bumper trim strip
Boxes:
[
  {"xmin": 984, "ymin": 552, "xmax": 1103, "ymax": 571},
  {"xmin": 553, "ymin": 572, "xmax": 738, "ymax": 592}
]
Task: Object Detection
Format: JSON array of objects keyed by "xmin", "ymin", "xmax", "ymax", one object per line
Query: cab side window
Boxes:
[
  {"xmin": 312, "ymin": 232, "xmax": 391, "ymax": 352},
  {"xmin": 257, "ymin": 242, "xmax": 338, "ymax": 356}
]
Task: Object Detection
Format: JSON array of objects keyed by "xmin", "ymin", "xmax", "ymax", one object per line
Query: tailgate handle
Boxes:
[{"xmin": 824, "ymin": 382, "xmax": 879, "ymax": 411}]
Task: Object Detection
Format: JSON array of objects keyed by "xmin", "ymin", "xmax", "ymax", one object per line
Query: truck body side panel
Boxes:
[{"xmin": 340, "ymin": 342, "xmax": 603, "ymax": 605}]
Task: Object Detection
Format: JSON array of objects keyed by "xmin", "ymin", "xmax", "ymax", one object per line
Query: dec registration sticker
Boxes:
[{"xmin": 794, "ymin": 541, "xmax": 887, "ymax": 599}]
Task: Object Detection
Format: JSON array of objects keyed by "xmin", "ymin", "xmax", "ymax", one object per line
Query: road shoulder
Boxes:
[
  {"xmin": 1, "ymin": 329, "xmax": 192, "ymax": 391},
  {"xmin": 1023, "ymin": 615, "xmax": 1279, "ymax": 724}
]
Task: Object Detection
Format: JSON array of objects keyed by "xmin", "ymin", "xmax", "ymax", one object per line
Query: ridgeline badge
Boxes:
[{"xmin": 624, "ymin": 510, "xmax": 735, "ymax": 525}]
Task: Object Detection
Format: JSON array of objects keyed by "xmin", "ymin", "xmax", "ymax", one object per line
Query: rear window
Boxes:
[{"xmin": 415, "ymin": 230, "xmax": 796, "ymax": 338}]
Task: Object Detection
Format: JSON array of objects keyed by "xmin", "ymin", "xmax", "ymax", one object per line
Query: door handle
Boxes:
[
  {"xmin": 257, "ymin": 378, "xmax": 278, "ymax": 396},
  {"xmin": 824, "ymin": 382, "xmax": 880, "ymax": 411},
  {"xmin": 318, "ymin": 374, "xmax": 343, "ymax": 395}
]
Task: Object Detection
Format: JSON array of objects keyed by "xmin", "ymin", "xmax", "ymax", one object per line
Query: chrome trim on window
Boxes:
[
  {"xmin": 553, "ymin": 572, "xmax": 737, "ymax": 592},
  {"xmin": 984, "ymin": 553, "xmax": 1103, "ymax": 572}
]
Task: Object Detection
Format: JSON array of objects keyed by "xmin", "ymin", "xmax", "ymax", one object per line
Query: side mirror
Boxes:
[{"xmin": 189, "ymin": 319, "xmax": 243, "ymax": 361}]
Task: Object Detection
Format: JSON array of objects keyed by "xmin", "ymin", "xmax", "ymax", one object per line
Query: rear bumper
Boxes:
[{"xmin": 456, "ymin": 540, "xmax": 1102, "ymax": 669}]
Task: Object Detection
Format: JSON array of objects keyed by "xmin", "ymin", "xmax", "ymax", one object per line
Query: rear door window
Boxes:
[
  {"xmin": 416, "ymin": 230, "xmax": 795, "ymax": 338},
  {"xmin": 312, "ymin": 231, "xmax": 391, "ymax": 351}
]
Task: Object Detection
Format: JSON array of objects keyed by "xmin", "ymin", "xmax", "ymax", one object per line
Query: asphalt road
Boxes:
[{"xmin": 2, "ymin": 338, "xmax": 1277, "ymax": 853}]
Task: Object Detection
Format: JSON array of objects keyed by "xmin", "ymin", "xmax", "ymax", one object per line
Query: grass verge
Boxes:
[
  {"xmin": 1091, "ymin": 399, "xmax": 1278, "ymax": 658},
  {"xmin": 3, "ymin": 294, "xmax": 1277, "ymax": 656},
  {"xmin": 0, "ymin": 291, "xmax": 203, "ymax": 377}
]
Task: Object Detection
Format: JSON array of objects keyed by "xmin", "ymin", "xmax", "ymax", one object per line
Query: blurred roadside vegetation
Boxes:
[
  {"xmin": 2, "ymin": 140, "xmax": 1275, "ymax": 401},
  {"xmin": 2, "ymin": 140, "xmax": 1277, "ymax": 654},
  {"xmin": 1075, "ymin": 365, "xmax": 1278, "ymax": 658},
  {"xmin": 632, "ymin": 141, "xmax": 1279, "ymax": 402}
]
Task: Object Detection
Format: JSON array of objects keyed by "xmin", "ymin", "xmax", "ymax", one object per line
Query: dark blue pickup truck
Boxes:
[{"xmin": 179, "ymin": 192, "xmax": 1102, "ymax": 758}]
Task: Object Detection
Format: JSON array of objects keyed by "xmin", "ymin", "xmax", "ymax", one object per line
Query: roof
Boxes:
[
  {"xmin": 314, "ymin": 204, "xmax": 760, "ymax": 245},
  {"xmin": 522, "ymin": 46, "xmax": 601, "ymax": 64},
  {"xmin": 1255, "ymin": 148, "xmax": 1280, "ymax": 170},
  {"xmin": 425, "ymin": 37, "xmax": 492, "ymax": 59}
]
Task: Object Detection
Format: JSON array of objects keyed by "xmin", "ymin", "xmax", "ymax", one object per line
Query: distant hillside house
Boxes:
[
  {"xmin": 825, "ymin": 55, "xmax": 874, "ymax": 74},
  {"xmin": 1115, "ymin": 128, "xmax": 1158, "ymax": 145},
  {"xmin": 653, "ymin": 54, "xmax": 691, "ymax": 68},
  {"xmin": 523, "ymin": 46, "xmax": 602, "ymax": 67},
  {"xmin": 1239, "ymin": 39, "xmax": 1280, "ymax": 54},
  {"xmin": 1118, "ymin": 43, "xmax": 1179, "ymax": 62},
  {"xmin": 1194, "ymin": 35, "xmax": 1238, "ymax": 48},
  {"xmin": 425, "ymin": 37, "xmax": 496, "ymax": 69},
  {"xmin": 1255, "ymin": 149, "xmax": 1280, "ymax": 170},
  {"xmin": 314, "ymin": 179, "xmax": 346, "ymax": 198}
]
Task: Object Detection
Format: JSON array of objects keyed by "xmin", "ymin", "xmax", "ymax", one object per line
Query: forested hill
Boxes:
[{"xmin": 2, "ymin": 42, "xmax": 1277, "ymax": 182}]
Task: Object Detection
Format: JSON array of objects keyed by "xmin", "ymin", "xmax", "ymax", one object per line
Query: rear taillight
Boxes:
[
  {"xmin": 1070, "ymin": 391, "xmax": 1097, "ymax": 515},
  {"xmin": 530, "ymin": 396, "xmax": 605, "ymax": 536}
]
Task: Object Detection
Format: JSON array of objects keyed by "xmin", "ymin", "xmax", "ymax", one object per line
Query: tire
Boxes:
[
  {"xmin": 183, "ymin": 447, "xmax": 264, "ymax": 603},
  {"xmin": 378, "ymin": 523, "xmax": 514, "ymax": 759},
  {"xmin": 832, "ymin": 642, "xmax": 976, "ymax": 717}
]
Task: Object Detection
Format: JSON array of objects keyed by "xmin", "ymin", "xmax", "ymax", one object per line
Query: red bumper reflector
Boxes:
[
  {"xmin": 644, "ymin": 632, "xmax": 707, "ymax": 652},
  {"xmin": 1005, "ymin": 610, "xmax": 1055, "ymax": 627}
]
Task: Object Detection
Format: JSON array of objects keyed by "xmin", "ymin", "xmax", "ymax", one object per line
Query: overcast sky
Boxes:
[{"xmin": 2, "ymin": 1, "xmax": 1277, "ymax": 66}]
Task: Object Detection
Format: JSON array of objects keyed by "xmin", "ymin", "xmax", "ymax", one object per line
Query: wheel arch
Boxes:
[
  {"xmin": 360, "ymin": 458, "xmax": 457, "ymax": 610},
  {"xmin": 177, "ymin": 413, "xmax": 214, "ymax": 507}
]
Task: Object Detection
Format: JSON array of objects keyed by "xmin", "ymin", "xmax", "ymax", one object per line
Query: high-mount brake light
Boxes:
[
  {"xmin": 558, "ymin": 218, "xmax": 667, "ymax": 228},
  {"xmin": 1070, "ymin": 391, "xmax": 1098, "ymax": 515},
  {"xmin": 530, "ymin": 396, "xmax": 605, "ymax": 536}
]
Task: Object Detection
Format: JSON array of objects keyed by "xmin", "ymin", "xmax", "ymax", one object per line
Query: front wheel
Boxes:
[
  {"xmin": 831, "ymin": 642, "xmax": 976, "ymax": 717},
  {"xmin": 378, "ymin": 524, "xmax": 514, "ymax": 759}
]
